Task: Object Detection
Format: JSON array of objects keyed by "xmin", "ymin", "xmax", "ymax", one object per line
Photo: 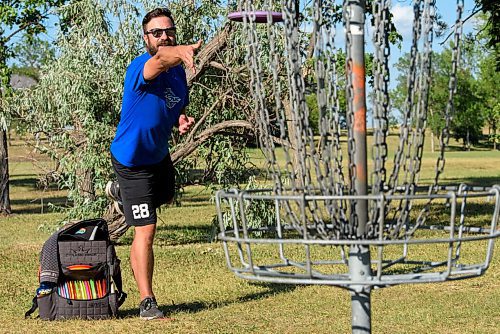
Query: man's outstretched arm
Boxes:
[{"xmin": 143, "ymin": 41, "xmax": 202, "ymax": 81}]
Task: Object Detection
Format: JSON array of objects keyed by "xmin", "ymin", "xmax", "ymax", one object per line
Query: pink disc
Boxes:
[{"xmin": 228, "ymin": 11, "xmax": 284, "ymax": 23}]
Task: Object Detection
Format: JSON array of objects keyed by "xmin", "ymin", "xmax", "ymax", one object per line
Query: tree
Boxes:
[
  {"xmin": 441, "ymin": 2, "xmax": 498, "ymax": 69},
  {"xmin": 475, "ymin": 0, "xmax": 499, "ymax": 70},
  {"xmin": 392, "ymin": 42, "xmax": 489, "ymax": 151},
  {"xmin": 474, "ymin": 14, "xmax": 500, "ymax": 150},
  {"xmin": 450, "ymin": 69, "xmax": 483, "ymax": 149},
  {"xmin": 389, "ymin": 2, "xmax": 500, "ymax": 152},
  {"xmin": 12, "ymin": 0, "xmax": 145, "ymax": 217},
  {"xmin": 9, "ymin": 0, "xmax": 260, "ymax": 221},
  {"xmin": 484, "ymin": 103, "xmax": 500, "ymax": 149},
  {"xmin": 0, "ymin": 0, "xmax": 67, "ymax": 214},
  {"xmin": 7, "ymin": 1, "xmax": 404, "ymax": 238},
  {"xmin": 11, "ymin": 35, "xmax": 56, "ymax": 80},
  {"xmin": 445, "ymin": 13, "xmax": 500, "ymax": 150},
  {"xmin": 391, "ymin": 52, "xmax": 446, "ymax": 152}
]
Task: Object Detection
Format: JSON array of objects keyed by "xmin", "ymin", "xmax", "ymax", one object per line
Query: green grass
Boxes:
[
  {"xmin": 247, "ymin": 133, "xmax": 500, "ymax": 186},
  {"xmin": 1, "ymin": 136, "xmax": 499, "ymax": 333}
]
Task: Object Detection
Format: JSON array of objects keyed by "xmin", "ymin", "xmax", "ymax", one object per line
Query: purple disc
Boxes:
[{"xmin": 228, "ymin": 11, "xmax": 284, "ymax": 23}]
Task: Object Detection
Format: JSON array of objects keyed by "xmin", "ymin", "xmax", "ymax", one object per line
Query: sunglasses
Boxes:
[{"xmin": 145, "ymin": 27, "xmax": 176, "ymax": 38}]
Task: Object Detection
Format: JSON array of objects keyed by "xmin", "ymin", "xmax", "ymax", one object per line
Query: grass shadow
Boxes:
[
  {"xmin": 118, "ymin": 282, "xmax": 299, "ymax": 318},
  {"xmin": 10, "ymin": 196, "xmax": 69, "ymax": 214},
  {"xmin": 178, "ymin": 196, "xmax": 211, "ymax": 204},
  {"xmin": 437, "ymin": 176, "xmax": 500, "ymax": 187},
  {"xmin": 457, "ymin": 177, "xmax": 499, "ymax": 187},
  {"xmin": 165, "ymin": 200, "xmax": 213, "ymax": 208},
  {"xmin": 118, "ymin": 224, "xmax": 215, "ymax": 246},
  {"xmin": 155, "ymin": 224, "xmax": 213, "ymax": 232},
  {"xmin": 10, "ymin": 175, "xmax": 60, "ymax": 191},
  {"xmin": 9, "ymin": 176, "xmax": 38, "ymax": 188}
]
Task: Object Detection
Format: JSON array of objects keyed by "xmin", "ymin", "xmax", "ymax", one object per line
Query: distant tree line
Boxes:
[{"xmin": 1, "ymin": 0, "xmax": 498, "ymax": 218}]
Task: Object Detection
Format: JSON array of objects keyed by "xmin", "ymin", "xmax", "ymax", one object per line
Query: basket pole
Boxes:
[{"xmin": 346, "ymin": 0, "xmax": 372, "ymax": 333}]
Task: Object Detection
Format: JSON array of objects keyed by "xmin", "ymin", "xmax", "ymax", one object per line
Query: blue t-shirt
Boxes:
[{"xmin": 111, "ymin": 52, "xmax": 189, "ymax": 167}]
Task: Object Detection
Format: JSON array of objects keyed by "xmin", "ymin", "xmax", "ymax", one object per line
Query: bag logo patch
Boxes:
[
  {"xmin": 75, "ymin": 228, "xmax": 86, "ymax": 235},
  {"xmin": 69, "ymin": 246, "xmax": 96, "ymax": 257}
]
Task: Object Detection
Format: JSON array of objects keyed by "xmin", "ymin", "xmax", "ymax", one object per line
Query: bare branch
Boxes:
[
  {"xmin": 185, "ymin": 89, "xmax": 232, "ymax": 143},
  {"xmin": 209, "ymin": 61, "xmax": 247, "ymax": 75},
  {"xmin": 187, "ymin": 23, "xmax": 233, "ymax": 86},
  {"xmin": 171, "ymin": 120, "xmax": 254, "ymax": 164},
  {"xmin": 209, "ymin": 61, "xmax": 226, "ymax": 71},
  {"xmin": 270, "ymin": 136, "xmax": 295, "ymax": 149},
  {"xmin": 439, "ymin": 7, "xmax": 482, "ymax": 46},
  {"xmin": 4, "ymin": 9, "xmax": 51, "ymax": 42}
]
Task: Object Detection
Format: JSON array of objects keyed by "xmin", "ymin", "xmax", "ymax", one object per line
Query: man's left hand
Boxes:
[{"xmin": 178, "ymin": 114, "xmax": 195, "ymax": 135}]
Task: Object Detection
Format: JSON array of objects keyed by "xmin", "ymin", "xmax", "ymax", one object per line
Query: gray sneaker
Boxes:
[
  {"xmin": 105, "ymin": 181, "xmax": 124, "ymax": 214},
  {"xmin": 139, "ymin": 297, "xmax": 164, "ymax": 320}
]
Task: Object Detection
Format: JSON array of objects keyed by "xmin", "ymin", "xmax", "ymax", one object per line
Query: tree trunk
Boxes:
[
  {"xmin": 103, "ymin": 203, "xmax": 129, "ymax": 243},
  {"xmin": 466, "ymin": 129, "xmax": 470, "ymax": 151},
  {"xmin": 0, "ymin": 129, "xmax": 11, "ymax": 214},
  {"xmin": 284, "ymin": 100, "xmax": 302, "ymax": 188},
  {"xmin": 429, "ymin": 109, "xmax": 435, "ymax": 153},
  {"xmin": 77, "ymin": 167, "xmax": 95, "ymax": 201},
  {"xmin": 493, "ymin": 126, "xmax": 497, "ymax": 151},
  {"xmin": 430, "ymin": 131, "xmax": 435, "ymax": 153}
]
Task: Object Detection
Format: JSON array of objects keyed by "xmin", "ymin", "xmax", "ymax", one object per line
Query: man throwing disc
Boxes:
[{"xmin": 107, "ymin": 7, "xmax": 200, "ymax": 320}]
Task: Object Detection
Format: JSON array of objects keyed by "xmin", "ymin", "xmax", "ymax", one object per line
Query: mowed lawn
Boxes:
[{"xmin": 1, "ymin": 135, "xmax": 499, "ymax": 334}]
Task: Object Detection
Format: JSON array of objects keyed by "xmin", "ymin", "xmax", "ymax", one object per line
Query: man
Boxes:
[{"xmin": 106, "ymin": 7, "xmax": 201, "ymax": 320}]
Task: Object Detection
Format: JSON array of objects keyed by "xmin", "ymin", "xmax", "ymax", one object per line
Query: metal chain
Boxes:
[
  {"xmin": 237, "ymin": 0, "xmax": 458, "ymax": 241},
  {"xmin": 388, "ymin": 0, "xmax": 422, "ymax": 192},
  {"xmin": 282, "ymin": 0, "xmax": 312, "ymax": 233},
  {"xmin": 312, "ymin": 0, "xmax": 347, "ymax": 239},
  {"xmin": 397, "ymin": 0, "xmax": 436, "ymax": 237},
  {"xmin": 241, "ymin": 0, "xmax": 297, "ymax": 230},
  {"xmin": 316, "ymin": 0, "xmax": 348, "ymax": 238},
  {"xmin": 411, "ymin": 0, "xmax": 464, "ymax": 234},
  {"xmin": 431, "ymin": 0, "xmax": 464, "ymax": 193},
  {"xmin": 287, "ymin": 0, "xmax": 330, "ymax": 238},
  {"xmin": 386, "ymin": 0, "xmax": 422, "ymax": 239},
  {"xmin": 311, "ymin": 0, "xmax": 333, "ymax": 238},
  {"xmin": 370, "ymin": 0, "xmax": 391, "ymax": 238},
  {"xmin": 262, "ymin": 0, "xmax": 288, "ymax": 197},
  {"xmin": 389, "ymin": 0, "xmax": 436, "ymax": 239}
]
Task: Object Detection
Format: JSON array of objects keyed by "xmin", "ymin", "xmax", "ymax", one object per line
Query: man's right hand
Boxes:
[
  {"xmin": 145, "ymin": 41, "xmax": 202, "ymax": 80},
  {"xmin": 170, "ymin": 40, "xmax": 202, "ymax": 74}
]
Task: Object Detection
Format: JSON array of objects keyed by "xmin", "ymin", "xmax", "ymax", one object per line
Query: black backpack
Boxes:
[{"xmin": 25, "ymin": 218, "xmax": 127, "ymax": 320}]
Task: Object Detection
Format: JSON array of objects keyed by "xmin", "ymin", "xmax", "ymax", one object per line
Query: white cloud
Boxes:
[{"xmin": 391, "ymin": 4, "xmax": 414, "ymax": 41}]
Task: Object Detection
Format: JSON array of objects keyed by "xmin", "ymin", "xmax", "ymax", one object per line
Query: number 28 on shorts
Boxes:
[{"xmin": 132, "ymin": 204, "xmax": 150, "ymax": 219}]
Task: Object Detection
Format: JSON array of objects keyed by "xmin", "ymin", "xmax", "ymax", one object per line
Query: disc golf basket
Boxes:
[{"xmin": 216, "ymin": 1, "xmax": 499, "ymax": 333}]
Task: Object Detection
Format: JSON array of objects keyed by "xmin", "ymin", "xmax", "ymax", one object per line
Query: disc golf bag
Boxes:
[{"xmin": 25, "ymin": 218, "xmax": 126, "ymax": 320}]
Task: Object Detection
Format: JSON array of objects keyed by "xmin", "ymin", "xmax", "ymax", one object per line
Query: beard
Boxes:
[{"xmin": 146, "ymin": 39, "xmax": 175, "ymax": 56}]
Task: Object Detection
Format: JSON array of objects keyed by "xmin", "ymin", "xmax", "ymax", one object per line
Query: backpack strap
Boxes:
[
  {"xmin": 113, "ymin": 268, "xmax": 127, "ymax": 307},
  {"xmin": 25, "ymin": 296, "xmax": 38, "ymax": 319},
  {"xmin": 108, "ymin": 246, "xmax": 127, "ymax": 307}
]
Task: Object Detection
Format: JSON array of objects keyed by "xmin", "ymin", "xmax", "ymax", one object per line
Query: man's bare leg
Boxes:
[{"xmin": 130, "ymin": 224, "xmax": 156, "ymax": 300}]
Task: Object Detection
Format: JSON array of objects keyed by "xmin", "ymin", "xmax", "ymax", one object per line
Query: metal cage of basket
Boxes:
[
  {"xmin": 220, "ymin": 1, "xmax": 500, "ymax": 333},
  {"xmin": 217, "ymin": 185, "xmax": 499, "ymax": 285}
]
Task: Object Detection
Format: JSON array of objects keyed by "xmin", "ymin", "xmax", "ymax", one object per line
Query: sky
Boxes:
[
  {"xmin": 7, "ymin": 0, "xmax": 480, "ymax": 95},
  {"xmin": 390, "ymin": 1, "xmax": 477, "ymax": 51},
  {"xmin": 7, "ymin": 1, "xmax": 479, "ymax": 47},
  {"xmin": 373, "ymin": 1, "xmax": 478, "ymax": 120}
]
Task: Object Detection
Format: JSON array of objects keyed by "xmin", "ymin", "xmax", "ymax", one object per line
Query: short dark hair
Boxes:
[{"xmin": 142, "ymin": 8, "xmax": 175, "ymax": 33}]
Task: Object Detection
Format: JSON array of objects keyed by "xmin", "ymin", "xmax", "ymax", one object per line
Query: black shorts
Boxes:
[{"xmin": 111, "ymin": 154, "xmax": 175, "ymax": 226}]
